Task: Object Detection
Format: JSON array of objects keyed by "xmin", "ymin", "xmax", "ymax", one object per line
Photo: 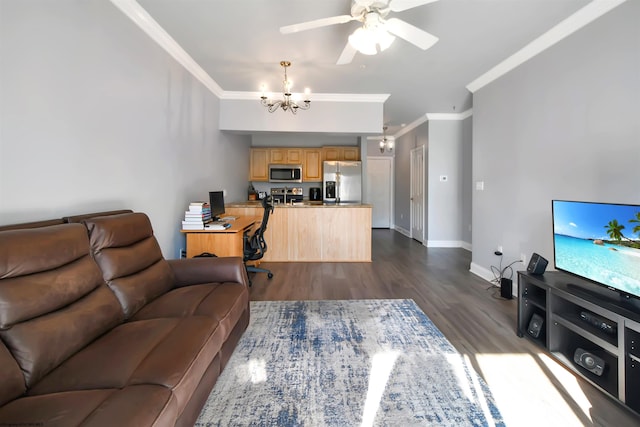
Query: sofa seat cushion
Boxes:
[
  {"xmin": 132, "ymin": 283, "xmax": 249, "ymax": 341},
  {"xmin": 0, "ymin": 385, "xmax": 177, "ymax": 427},
  {"xmin": 28, "ymin": 317, "xmax": 223, "ymax": 416}
]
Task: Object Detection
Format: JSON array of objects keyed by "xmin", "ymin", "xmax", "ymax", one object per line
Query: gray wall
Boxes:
[
  {"xmin": 471, "ymin": 1, "xmax": 639, "ymax": 277},
  {"xmin": 393, "ymin": 127, "xmax": 425, "ymax": 232},
  {"xmin": 0, "ymin": 0, "xmax": 250, "ymax": 258},
  {"xmin": 392, "ymin": 117, "xmax": 471, "ymax": 247},
  {"xmin": 461, "ymin": 116, "xmax": 473, "ymax": 246},
  {"xmin": 427, "ymin": 119, "xmax": 470, "ymax": 246}
]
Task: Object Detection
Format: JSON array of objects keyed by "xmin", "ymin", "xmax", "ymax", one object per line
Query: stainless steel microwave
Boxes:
[{"xmin": 269, "ymin": 164, "xmax": 303, "ymax": 183}]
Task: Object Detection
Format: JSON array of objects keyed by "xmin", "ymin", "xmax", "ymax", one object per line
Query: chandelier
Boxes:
[
  {"xmin": 260, "ymin": 61, "xmax": 311, "ymax": 114},
  {"xmin": 379, "ymin": 126, "xmax": 394, "ymax": 153}
]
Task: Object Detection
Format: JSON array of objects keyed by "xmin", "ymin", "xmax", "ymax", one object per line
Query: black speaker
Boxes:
[
  {"xmin": 527, "ymin": 313, "xmax": 544, "ymax": 338},
  {"xmin": 500, "ymin": 278, "xmax": 513, "ymax": 299},
  {"xmin": 527, "ymin": 253, "xmax": 548, "ymax": 275},
  {"xmin": 574, "ymin": 348, "xmax": 605, "ymax": 376}
]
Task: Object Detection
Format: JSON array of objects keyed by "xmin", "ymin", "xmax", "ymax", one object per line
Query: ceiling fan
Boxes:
[{"xmin": 280, "ymin": 0, "xmax": 440, "ymax": 65}]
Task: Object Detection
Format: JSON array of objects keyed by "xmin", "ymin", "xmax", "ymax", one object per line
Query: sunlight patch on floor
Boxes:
[
  {"xmin": 237, "ymin": 358, "xmax": 267, "ymax": 383},
  {"xmin": 360, "ymin": 350, "xmax": 400, "ymax": 427},
  {"xmin": 475, "ymin": 352, "xmax": 591, "ymax": 427}
]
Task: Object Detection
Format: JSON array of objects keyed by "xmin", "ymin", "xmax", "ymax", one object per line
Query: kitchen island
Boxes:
[{"xmin": 225, "ymin": 201, "xmax": 372, "ymax": 262}]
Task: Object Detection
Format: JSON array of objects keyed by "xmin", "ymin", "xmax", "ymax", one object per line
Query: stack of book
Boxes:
[{"xmin": 181, "ymin": 202, "xmax": 212, "ymax": 230}]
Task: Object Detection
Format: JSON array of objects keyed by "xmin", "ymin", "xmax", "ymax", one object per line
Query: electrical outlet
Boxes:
[
  {"xmin": 179, "ymin": 248, "xmax": 186, "ymax": 259},
  {"xmin": 497, "ymin": 246, "xmax": 503, "ymax": 254},
  {"xmin": 521, "ymin": 253, "xmax": 527, "ymax": 264}
]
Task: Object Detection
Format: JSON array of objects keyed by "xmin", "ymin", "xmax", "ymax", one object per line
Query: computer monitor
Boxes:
[{"xmin": 209, "ymin": 191, "xmax": 225, "ymax": 221}]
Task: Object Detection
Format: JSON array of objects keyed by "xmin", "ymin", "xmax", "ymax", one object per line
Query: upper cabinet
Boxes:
[
  {"xmin": 250, "ymin": 146, "xmax": 358, "ymax": 182},
  {"xmin": 270, "ymin": 148, "xmax": 303, "ymax": 165},
  {"xmin": 302, "ymin": 149, "xmax": 322, "ymax": 182},
  {"xmin": 322, "ymin": 146, "xmax": 360, "ymax": 161},
  {"xmin": 249, "ymin": 148, "xmax": 269, "ymax": 181}
]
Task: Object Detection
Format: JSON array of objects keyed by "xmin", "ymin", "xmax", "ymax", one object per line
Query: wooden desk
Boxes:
[{"xmin": 181, "ymin": 216, "xmax": 257, "ymax": 258}]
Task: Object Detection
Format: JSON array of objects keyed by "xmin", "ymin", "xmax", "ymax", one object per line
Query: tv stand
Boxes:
[{"xmin": 518, "ymin": 271, "xmax": 640, "ymax": 415}]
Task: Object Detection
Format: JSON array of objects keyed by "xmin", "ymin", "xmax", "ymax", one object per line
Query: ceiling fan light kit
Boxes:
[
  {"xmin": 280, "ymin": 0, "xmax": 440, "ymax": 64},
  {"xmin": 348, "ymin": 12, "xmax": 396, "ymax": 55},
  {"xmin": 260, "ymin": 61, "xmax": 311, "ymax": 114}
]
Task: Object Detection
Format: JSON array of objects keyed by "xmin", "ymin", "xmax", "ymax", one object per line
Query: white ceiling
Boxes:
[{"xmin": 131, "ymin": 0, "xmax": 595, "ymax": 135}]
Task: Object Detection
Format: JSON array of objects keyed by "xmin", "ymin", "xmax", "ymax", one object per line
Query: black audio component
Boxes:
[
  {"xmin": 574, "ymin": 348, "xmax": 605, "ymax": 376},
  {"xmin": 527, "ymin": 313, "xmax": 544, "ymax": 338},
  {"xmin": 580, "ymin": 311, "xmax": 615, "ymax": 335},
  {"xmin": 500, "ymin": 278, "xmax": 513, "ymax": 299},
  {"xmin": 527, "ymin": 253, "xmax": 548, "ymax": 275}
]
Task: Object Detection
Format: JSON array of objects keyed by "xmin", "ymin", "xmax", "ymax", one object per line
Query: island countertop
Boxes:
[
  {"xmin": 224, "ymin": 202, "xmax": 371, "ymax": 262},
  {"xmin": 226, "ymin": 201, "xmax": 372, "ymax": 208}
]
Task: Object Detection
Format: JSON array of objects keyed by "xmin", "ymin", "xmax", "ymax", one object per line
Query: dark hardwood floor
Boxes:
[{"xmin": 248, "ymin": 229, "xmax": 640, "ymax": 427}]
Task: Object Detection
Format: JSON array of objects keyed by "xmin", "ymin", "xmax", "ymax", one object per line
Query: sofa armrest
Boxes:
[{"xmin": 167, "ymin": 257, "xmax": 249, "ymax": 288}]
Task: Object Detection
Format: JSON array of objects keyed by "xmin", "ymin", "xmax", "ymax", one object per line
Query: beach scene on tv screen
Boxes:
[{"xmin": 553, "ymin": 201, "xmax": 640, "ymax": 297}]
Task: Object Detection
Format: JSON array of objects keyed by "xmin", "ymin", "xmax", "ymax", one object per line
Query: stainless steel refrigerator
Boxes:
[{"xmin": 323, "ymin": 161, "xmax": 362, "ymax": 203}]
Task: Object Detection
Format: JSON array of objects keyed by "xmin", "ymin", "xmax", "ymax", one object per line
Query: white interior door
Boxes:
[
  {"xmin": 366, "ymin": 157, "xmax": 392, "ymax": 228},
  {"xmin": 410, "ymin": 146, "xmax": 425, "ymax": 242}
]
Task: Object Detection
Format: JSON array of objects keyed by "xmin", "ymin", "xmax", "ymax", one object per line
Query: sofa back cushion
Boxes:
[
  {"xmin": 83, "ymin": 213, "xmax": 174, "ymax": 319},
  {"xmin": 0, "ymin": 218, "xmax": 64, "ymax": 232},
  {"xmin": 0, "ymin": 224, "xmax": 124, "ymax": 392},
  {"xmin": 62, "ymin": 209, "xmax": 134, "ymax": 224}
]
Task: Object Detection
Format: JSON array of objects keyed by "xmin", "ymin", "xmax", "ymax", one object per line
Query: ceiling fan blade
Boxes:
[
  {"xmin": 336, "ymin": 42, "xmax": 358, "ymax": 65},
  {"xmin": 384, "ymin": 18, "xmax": 438, "ymax": 50},
  {"xmin": 280, "ymin": 15, "xmax": 355, "ymax": 34},
  {"xmin": 389, "ymin": 0, "xmax": 439, "ymax": 13}
]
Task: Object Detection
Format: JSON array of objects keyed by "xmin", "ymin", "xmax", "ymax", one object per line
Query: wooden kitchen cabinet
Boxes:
[
  {"xmin": 250, "ymin": 146, "xmax": 358, "ymax": 182},
  {"xmin": 322, "ymin": 146, "xmax": 360, "ymax": 161},
  {"xmin": 249, "ymin": 148, "xmax": 269, "ymax": 181},
  {"xmin": 270, "ymin": 148, "xmax": 303, "ymax": 164},
  {"xmin": 342, "ymin": 147, "xmax": 360, "ymax": 161},
  {"xmin": 302, "ymin": 148, "xmax": 322, "ymax": 182}
]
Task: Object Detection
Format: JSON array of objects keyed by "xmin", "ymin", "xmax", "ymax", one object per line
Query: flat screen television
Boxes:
[
  {"xmin": 209, "ymin": 191, "xmax": 225, "ymax": 221},
  {"xmin": 552, "ymin": 200, "xmax": 640, "ymax": 303}
]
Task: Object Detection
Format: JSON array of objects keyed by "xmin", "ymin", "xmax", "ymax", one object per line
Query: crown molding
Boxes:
[
  {"xmin": 426, "ymin": 110, "xmax": 473, "ymax": 121},
  {"xmin": 394, "ymin": 114, "xmax": 428, "ymax": 138},
  {"xmin": 112, "ymin": 1, "xmax": 390, "ymax": 105},
  {"xmin": 394, "ymin": 108, "xmax": 472, "ymax": 138},
  {"xmin": 466, "ymin": 0, "xmax": 628, "ymax": 93},
  {"xmin": 110, "ymin": 0, "xmax": 224, "ymax": 97}
]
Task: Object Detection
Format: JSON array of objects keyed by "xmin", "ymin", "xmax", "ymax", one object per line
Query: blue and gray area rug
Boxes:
[{"xmin": 196, "ymin": 299, "xmax": 505, "ymax": 426}]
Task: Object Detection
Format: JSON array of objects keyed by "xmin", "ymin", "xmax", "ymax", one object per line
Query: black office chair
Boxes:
[{"xmin": 243, "ymin": 195, "xmax": 274, "ymax": 285}]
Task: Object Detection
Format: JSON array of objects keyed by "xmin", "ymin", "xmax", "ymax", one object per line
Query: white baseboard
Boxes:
[
  {"xmin": 427, "ymin": 240, "xmax": 467, "ymax": 248},
  {"xmin": 470, "ymin": 262, "xmax": 519, "ymax": 297},
  {"xmin": 470, "ymin": 262, "xmax": 496, "ymax": 284},
  {"xmin": 394, "ymin": 225, "xmax": 410, "ymax": 237}
]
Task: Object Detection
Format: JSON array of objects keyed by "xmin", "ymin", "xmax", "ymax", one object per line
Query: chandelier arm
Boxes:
[{"xmin": 260, "ymin": 61, "xmax": 311, "ymax": 114}]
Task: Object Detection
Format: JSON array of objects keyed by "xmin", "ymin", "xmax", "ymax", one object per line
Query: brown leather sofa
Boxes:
[{"xmin": 0, "ymin": 211, "xmax": 250, "ymax": 427}]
